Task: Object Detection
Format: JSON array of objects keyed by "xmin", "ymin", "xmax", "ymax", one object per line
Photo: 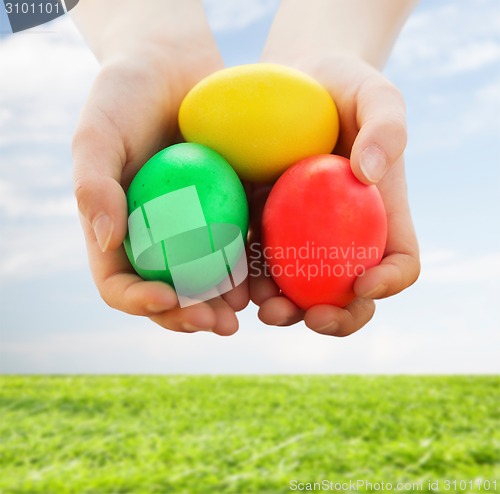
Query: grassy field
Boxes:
[{"xmin": 0, "ymin": 376, "xmax": 498, "ymax": 493}]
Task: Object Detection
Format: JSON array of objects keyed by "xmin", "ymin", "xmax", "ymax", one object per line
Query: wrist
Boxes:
[
  {"xmin": 262, "ymin": 0, "xmax": 417, "ymax": 70},
  {"xmin": 72, "ymin": 0, "xmax": 221, "ymax": 70},
  {"xmin": 260, "ymin": 51, "xmax": 374, "ymax": 85}
]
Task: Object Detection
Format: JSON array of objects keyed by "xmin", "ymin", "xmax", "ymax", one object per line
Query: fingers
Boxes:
[
  {"xmin": 355, "ymin": 158, "xmax": 420, "ymax": 298},
  {"xmin": 247, "ymin": 183, "xmax": 281, "ymax": 306},
  {"xmin": 91, "ymin": 241, "xmax": 237, "ymax": 334},
  {"xmin": 93, "ymin": 241, "xmax": 238, "ymax": 334},
  {"xmin": 355, "ymin": 252, "xmax": 420, "ymax": 299},
  {"xmin": 102, "ymin": 271, "xmax": 179, "ymax": 316},
  {"xmin": 150, "ymin": 297, "xmax": 238, "ymax": 336},
  {"xmin": 74, "ymin": 174, "xmax": 128, "ymax": 253},
  {"xmin": 258, "ymin": 296, "xmax": 304, "ymax": 326},
  {"xmin": 206, "ymin": 297, "xmax": 239, "ymax": 336},
  {"xmin": 81, "ymin": 218, "xmax": 238, "ymax": 335},
  {"xmin": 221, "ymin": 278, "xmax": 250, "ymax": 312},
  {"xmin": 354, "ymin": 210, "xmax": 420, "ymax": 299},
  {"xmin": 304, "ymin": 298, "xmax": 376, "ymax": 337},
  {"xmin": 254, "ymin": 161, "xmax": 419, "ymax": 334},
  {"xmin": 73, "ymin": 97, "xmax": 129, "ymax": 253},
  {"xmin": 350, "ymin": 76, "xmax": 407, "ymax": 184},
  {"xmin": 257, "ymin": 296, "xmax": 376, "ymax": 337},
  {"xmin": 249, "ymin": 274, "xmax": 281, "ymax": 306},
  {"xmin": 149, "ymin": 303, "xmax": 217, "ymax": 334}
]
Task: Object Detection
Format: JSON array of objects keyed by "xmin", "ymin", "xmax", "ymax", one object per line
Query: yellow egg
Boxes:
[{"xmin": 179, "ymin": 63, "xmax": 339, "ymax": 183}]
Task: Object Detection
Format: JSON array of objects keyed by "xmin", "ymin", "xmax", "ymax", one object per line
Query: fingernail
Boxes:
[
  {"xmin": 315, "ymin": 320, "xmax": 340, "ymax": 335},
  {"xmin": 182, "ymin": 323, "xmax": 212, "ymax": 333},
  {"xmin": 361, "ymin": 283, "xmax": 388, "ymax": 299},
  {"xmin": 360, "ymin": 145, "xmax": 388, "ymax": 183},
  {"xmin": 92, "ymin": 214, "xmax": 114, "ymax": 252}
]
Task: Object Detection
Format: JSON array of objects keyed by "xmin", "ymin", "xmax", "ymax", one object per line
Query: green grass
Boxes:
[{"xmin": 0, "ymin": 376, "xmax": 498, "ymax": 493}]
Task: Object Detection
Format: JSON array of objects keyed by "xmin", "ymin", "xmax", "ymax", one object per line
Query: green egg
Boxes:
[{"xmin": 123, "ymin": 143, "xmax": 249, "ymax": 299}]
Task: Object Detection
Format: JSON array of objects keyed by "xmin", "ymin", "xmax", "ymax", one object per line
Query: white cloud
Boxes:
[
  {"xmin": 2, "ymin": 304, "xmax": 499, "ymax": 374},
  {"xmin": 440, "ymin": 40, "xmax": 500, "ymax": 76},
  {"xmin": 0, "ymin": 16, "xmax": 96, "ymax": 282},
  {"xmin": 420, "ymin": 248, "xmax": 457, "ymax": 265},
  {"xmin": 390, "ymin": 0, "xmax": 500, "ymax": 78},
  {"xmin": 1, "ymin": 0, "xmax": 498, "ymax": 375},
  {"xmin": 0, "ymin": 108, "xmax": 11, "ymax": 127},
  {"xmin": 0, "ymin": 220, "xmax": 86, "ymax": 280},
  {"xmin": 0, "ymin": 179, "xmax": 76, "ymax": 219},
  {"xmin": 0, "ymin": 16, "xmax": 98, "ymax": 146},
  {"xmin": 204, "ymin": 0, "xmax": 278, "ymax": 32},
  {"xmin": 420, "ymin": 250, "xmax": 500, "ymax": 283},
  {"xmin": 405, "ymin": 71, "xmax": 500, "ymax": 153},
  {"xmin": 458, "ymin": 76, "xmax": 500, "ymax": 136},
  {"xmin": 476, "ymin": 78, "xmax": 500, "ymax": 102},
  {"xmin": 384, "ymin": 1, "xmax": 500, "ymax": 153}
]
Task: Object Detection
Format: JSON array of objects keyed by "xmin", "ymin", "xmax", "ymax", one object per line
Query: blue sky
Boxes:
[{"xmin": 0, "ymin": 0, "xmax": 499, "ymax": 373}]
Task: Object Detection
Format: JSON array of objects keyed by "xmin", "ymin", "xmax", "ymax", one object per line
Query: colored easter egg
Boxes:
[
  {"xmin": 262, "ymin": 154, "xmax": 387, "ymax": 309},
  {"xmin": 179, "ymin": 63, "xmax": 339, "ymax": 183},
  {"xmin": 124, "ymin": 143, "xmax": 248, "ymax": 300}
]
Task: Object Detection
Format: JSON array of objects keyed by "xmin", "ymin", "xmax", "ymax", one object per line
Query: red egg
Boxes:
[{"xmin": 262, "ymin": 155, "xmax": 387, "ymax": 309}]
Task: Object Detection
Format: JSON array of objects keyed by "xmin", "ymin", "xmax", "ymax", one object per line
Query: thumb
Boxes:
[
  {"xmin": 350, "ymin": 78, "xmax": 407, "ymax": 185},
  {"xmin": 72, "ymin": 114, "xmax": 128, "ymax": 253}
]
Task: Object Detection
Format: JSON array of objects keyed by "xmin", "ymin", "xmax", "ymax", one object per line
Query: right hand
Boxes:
[
  {"xmin": 249, "ymin": 54, "xmax": 420, "ymax": 337},
  {"xmin": 72, "ymin": 43, "xmax": 249, "ymax": 336}
]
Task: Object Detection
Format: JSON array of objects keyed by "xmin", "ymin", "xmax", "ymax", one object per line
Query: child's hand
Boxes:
[
  {"xmin": 249, "ymin": 54, "xmax": 420, "ymax": 336},
  {"xmin": 72, "ymin": 44, "xmax": 249, "ymax": 335}
]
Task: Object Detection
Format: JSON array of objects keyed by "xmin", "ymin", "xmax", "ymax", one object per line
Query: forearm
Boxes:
[
  {"xmin": 263, "ymin": 0, "xmax": 418, "ymax": 69},
  {"xmin": 71, "ymin": 0, "xmax": 214, "ymax": 63}
]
